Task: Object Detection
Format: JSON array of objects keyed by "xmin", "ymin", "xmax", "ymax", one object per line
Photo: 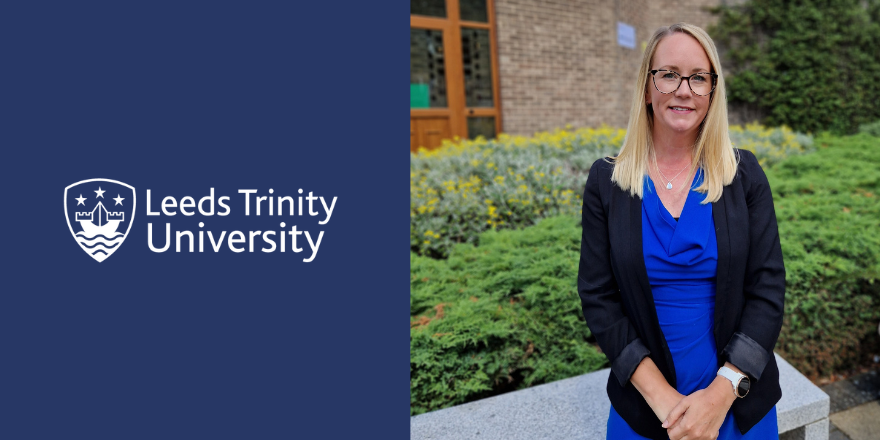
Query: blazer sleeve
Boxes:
[
  {"xmin": 577, "ymin": 159, "xmax": 650, "ymax": 387},
  {"xmin": 721, "ymin": 150, "xmax": 786, "ymax": 381}
]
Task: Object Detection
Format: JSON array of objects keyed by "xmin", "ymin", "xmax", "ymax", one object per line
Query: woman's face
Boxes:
[{"xmin": 646, "ymin": 33, "xmax": 713, "ymax": 139}]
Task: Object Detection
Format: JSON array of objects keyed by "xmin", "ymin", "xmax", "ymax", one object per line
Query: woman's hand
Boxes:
[
  {"xmin": 662, "ymin": 376, "xmax": 737, "ymax": 440},
  {"xmin": 629, "ymin": 357, "xmax": 685, "ymax": 422},
  {"xmin": 651, "ymin": 386, "xmax": 685, "ymax": 423}
]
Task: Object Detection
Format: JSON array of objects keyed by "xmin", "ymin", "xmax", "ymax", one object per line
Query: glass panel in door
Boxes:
[
  {"xmin": 460, "ymin": 27, "xmax": 493, "ymax": 107},
  {"xmin": 411, "ymin": 28, "xmax": 448, "ymax": 108},
  {"xmin": 467, "ymin": 117, "xmax": 495, "ymax": 139},
  {"xmin": 411, "ymin": 0, "xmax": 446, "ymax": 18},
  {"xmin": 459, "ymin": 0, "xmax": 488, "ymax": 22}
]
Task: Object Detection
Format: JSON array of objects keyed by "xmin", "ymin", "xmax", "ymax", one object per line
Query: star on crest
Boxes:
[
  {"xmin": 113, "ymin": 194, "xmax": 125, "ymax": 206},
  {"xmin": 75, "ymin": 194, "xmax": 87, "ymax": 205},
  {"xmin": 95, "ymin": 187, "xmax": 106, "ymax": 198}
]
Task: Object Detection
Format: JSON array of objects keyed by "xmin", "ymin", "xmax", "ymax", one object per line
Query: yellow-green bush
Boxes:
[
  {"xmin": 729, "ymin": 123, "xmax": 814, "ymax": 167},
  {"xmin": 411, "ymin": 124, "xmax": 812, "ymax": 258},
  {"xmin": 860, "ymin": 120, "xmax": 880, "ymax": 137}
]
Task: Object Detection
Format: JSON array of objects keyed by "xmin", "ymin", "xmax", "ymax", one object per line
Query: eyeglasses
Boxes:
[{"xmin": 649, "ymin": 69, "xmax": 718, "ymax": 96}]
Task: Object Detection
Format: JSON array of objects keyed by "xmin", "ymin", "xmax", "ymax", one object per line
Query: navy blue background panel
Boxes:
[{"xmin": 1, "ymin": 1, "xmax": 410, "ymax": 438}]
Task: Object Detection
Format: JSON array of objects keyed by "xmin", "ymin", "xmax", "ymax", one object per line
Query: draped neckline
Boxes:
[{"xmin": 643, "ymin": 169, "xmax": 713, "ymax": 259}]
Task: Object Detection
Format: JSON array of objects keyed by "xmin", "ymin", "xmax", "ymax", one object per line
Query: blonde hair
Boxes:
[{"xmin": 611, "ymin": 23, "xmax": 737, "ymax": 203}]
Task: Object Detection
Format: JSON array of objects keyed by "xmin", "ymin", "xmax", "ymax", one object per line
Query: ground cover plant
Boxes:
[
  {"xmin": 411, "ymin": 124, "xmax": 812, "ymax": 258},
  {"xmin": 411, "ymin": 132, "xmax": 878, "ymax": 415},
  {"xmin": 410, "ymin": 216, "xmax": 605, "ymax": 415},
  {"xmin": 769, "ymin": 134, "xmax": 880, "ymax": 377}
]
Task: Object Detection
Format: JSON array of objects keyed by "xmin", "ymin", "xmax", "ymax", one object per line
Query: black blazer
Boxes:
[{"xmin": 577, "ymin": 149, "xmax": 785, "ymax": 439}]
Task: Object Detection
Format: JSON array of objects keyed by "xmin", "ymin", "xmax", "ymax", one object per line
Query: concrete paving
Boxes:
[
  {"xmin": 829, "ymin": 401, "xmax": 880, "ymax": 440},
  {"xmin": 821, "ymin": 369, "xmax": 880, "ymax": 440},
  {"xmin": 823, "ymin": 370, "xmax": 880, "ymax": 414},
  {"xmin": 828, "ymin": 423, "xmax": 852, "ymax": 440}
]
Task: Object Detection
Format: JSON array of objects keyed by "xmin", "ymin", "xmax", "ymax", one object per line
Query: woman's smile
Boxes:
[{"xmin": 668, "ymin": 105, "xmax": 694, "ymax": 114}]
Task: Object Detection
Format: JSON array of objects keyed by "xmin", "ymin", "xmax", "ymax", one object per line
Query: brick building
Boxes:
[{"xmin": 411, "ymin": 0, "xmax": 736, "ymax": 150}]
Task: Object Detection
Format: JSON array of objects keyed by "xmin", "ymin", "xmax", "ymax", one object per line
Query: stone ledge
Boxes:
[
  {"xmin": 777, "ymin": 354, "xmax": 830, "ymax": 434},
  {"xmin": 411, "ymin": 353, "xmax": 829, "ymax": 440}
]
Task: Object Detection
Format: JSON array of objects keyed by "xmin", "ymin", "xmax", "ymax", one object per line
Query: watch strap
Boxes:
[{"xmin": 717, "ymin": 366, "xmax": 747, "ymax": 397}]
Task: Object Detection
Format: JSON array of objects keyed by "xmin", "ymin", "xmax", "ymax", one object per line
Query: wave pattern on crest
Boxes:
[
  {"xmin": 76, "ymin": 232, "xmax": 124, "ymax": 240},
  {"xmin": 75, "ymin": 228, "xmax": 125, "ymax": 257},
  {"xmin": 78, "ymin": 241, "xmax": 121, "ymax": 249}
]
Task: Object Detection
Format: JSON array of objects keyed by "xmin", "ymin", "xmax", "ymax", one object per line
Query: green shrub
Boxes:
[
  {"xmin": 767, "ymin": 134, "xmax": 880, "ymax": 377},
  {"xmin": 411, "ymin": 124, "xmax": 812, "ymax": 258},
  {"xmin": 859, "ymin": 120, "xmax": 880, "ymax": 137},
  {"xmin": 710, "ymin": 0, "xmax": 880, "ymax": 134},
  {"xmin": 410, "ymin": 216, "xmax": 606, "ymax": 415}
]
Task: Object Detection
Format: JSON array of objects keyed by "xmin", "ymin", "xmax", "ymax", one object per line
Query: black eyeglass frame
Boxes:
[{"xmin": 649, "ymin": 69, "xmax": 718, "ymax": 96}]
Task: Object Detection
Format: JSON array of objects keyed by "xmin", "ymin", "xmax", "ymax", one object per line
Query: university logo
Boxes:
[{"xmin": 64, "ymin": 179, "xmax": 136, "ymax": 262}]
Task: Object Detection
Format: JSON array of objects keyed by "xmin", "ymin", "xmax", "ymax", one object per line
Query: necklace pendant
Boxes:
[{"xmin": 666, "ymin": 182, "xmax": 673, "ymax": 190}]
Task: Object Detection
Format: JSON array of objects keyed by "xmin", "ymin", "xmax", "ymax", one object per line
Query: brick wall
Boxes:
[
  {"xmin": 646, "ymin": 0, "xmax": 722, "ymax": 38},
  {"xmin": 495, "ymin": 0, "xmax": 725, "ymax": 135}
]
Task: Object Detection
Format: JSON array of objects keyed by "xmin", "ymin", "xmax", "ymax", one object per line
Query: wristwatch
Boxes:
[{"xmin": 717, "ymin": 366, "xmax": 751, "ymax": 398}]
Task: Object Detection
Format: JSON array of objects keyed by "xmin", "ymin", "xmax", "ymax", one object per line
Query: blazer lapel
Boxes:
[
  {"xmin": 712, "ymin": 191, "xmax": 732, "ymax": 350},
  {"xmin": 629, "ymin": 194, "xmax": 654, "ymax": 307}
]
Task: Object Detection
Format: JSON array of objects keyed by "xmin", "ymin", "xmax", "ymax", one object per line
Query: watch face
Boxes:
[{"xmin": 737, "ymin": 377, "xmax": 751, "ymax": 397}]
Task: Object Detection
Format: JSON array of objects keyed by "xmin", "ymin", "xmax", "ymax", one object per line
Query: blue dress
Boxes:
[{"xmin": 606, "ymin": 170, "xmax": 778, "ymax": 439}]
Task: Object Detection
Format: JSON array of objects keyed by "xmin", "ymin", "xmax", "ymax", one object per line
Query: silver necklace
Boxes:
[{"xmin": 652, "ymin": 152, "xmax": 691, "ymax": 190}]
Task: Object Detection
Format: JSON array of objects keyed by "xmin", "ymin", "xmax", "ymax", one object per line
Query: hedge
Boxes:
[
  {"xmin": 710, "ymin": 0, "xmax": 880, "ymax": 134},
  {"xmin": 769, "ymin": 134, "xmax": 880, "ymax": 377}
]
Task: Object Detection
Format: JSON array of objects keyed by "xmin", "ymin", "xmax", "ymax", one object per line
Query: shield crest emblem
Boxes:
[{"xmin": 64, "ymin": 179, "xmax": 136, "ymax": 262}]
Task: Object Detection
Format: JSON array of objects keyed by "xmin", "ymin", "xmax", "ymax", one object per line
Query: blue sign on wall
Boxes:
[{"xmin": 617, "ymin": 22, "xmax": 636, "ymax": 49}]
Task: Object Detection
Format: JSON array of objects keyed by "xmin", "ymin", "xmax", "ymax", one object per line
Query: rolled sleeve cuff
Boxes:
[
  {"xmin": 610, "ymin": 338, "xmax": 650, "ymax": 387},
  {"xmin": 721, "ymin": 332, "xmax": 772, "ymax": 381}
]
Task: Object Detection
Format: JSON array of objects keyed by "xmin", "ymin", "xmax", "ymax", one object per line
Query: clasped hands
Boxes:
[
  {"xmin": 632, "ymin": 357, "xmax": 740, "ymax": 440},
  {"xmin": 655, "ymin": 376, "xmax": 737, "ymax": 440}
]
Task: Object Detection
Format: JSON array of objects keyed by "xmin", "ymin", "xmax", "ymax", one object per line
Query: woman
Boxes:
[{"xmin": 577, "ymin": 23, "xmax": 784, "ymax": 440}]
